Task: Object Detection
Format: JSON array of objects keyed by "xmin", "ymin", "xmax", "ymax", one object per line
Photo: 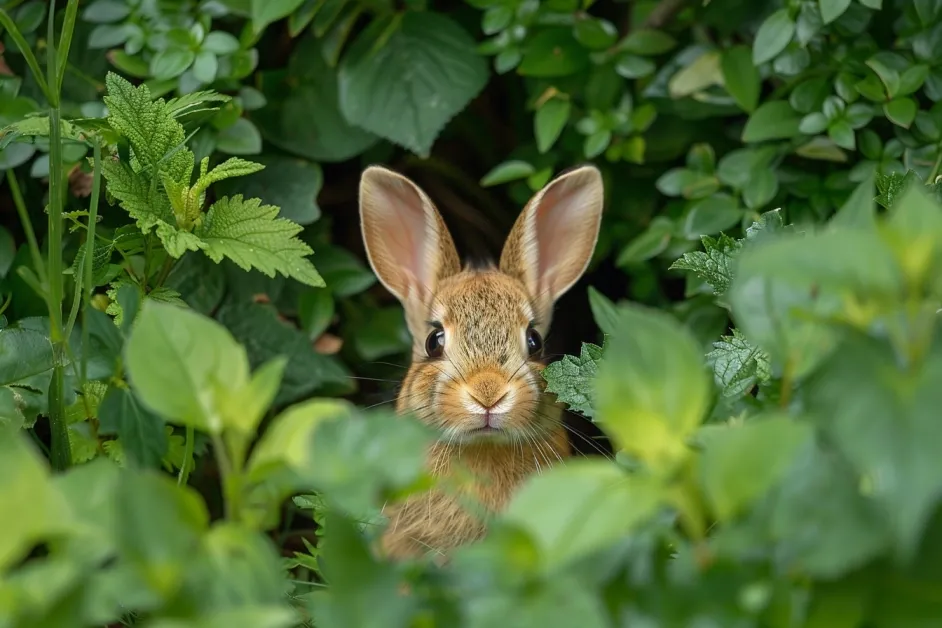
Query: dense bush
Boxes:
[{"xmin": 2, "ymin": 0, "xmax": 942, "ymax": 625}]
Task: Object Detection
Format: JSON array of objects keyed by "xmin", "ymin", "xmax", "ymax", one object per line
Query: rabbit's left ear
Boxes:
[{"xmin": 499, "ymin": 165, "xmax": 604, "ymax": 314}]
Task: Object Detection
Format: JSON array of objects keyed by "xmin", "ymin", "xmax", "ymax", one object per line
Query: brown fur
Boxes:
[{"xmin": 358, "ymin": 165, "xmax": 604, "ymax": 560}]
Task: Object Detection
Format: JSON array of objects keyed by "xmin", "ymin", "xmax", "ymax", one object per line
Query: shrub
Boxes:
[{"xmin": 1, "ymin": 0, "xmax": 942, "ymax": 625}]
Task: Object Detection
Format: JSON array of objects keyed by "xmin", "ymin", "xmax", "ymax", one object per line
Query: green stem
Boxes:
[
  {"xmin": 5, "ymin": 170, "xmax": 48, "ymax": 287},
  {"xmin": 153, "ymin": 256, "xmax": 176, "ymax": 289},
  {"xmin": 48, "ymin": 343, "xmax": 70, "ymax": 470},
  {"xmin": 81, "ymin": 140, "xmax": 102, "ymax": 385},
  {"xmin": 65, "ymin": 140, "xmax": 101, "ymax": 346},
  {"xmin": 928, "ymin": 148, "xmax": 942, "ymax": 185},
  {"xmin": 212, "ymin": 432, "xmax": 242, "ymax": 522},
  {"xmin": 0, "ymin": 9, "xmax": 52, "ymax": 102},
  {"xmin": 55, "ymin": 0, "xmax": 79, "ymax": 96},
  {"xmin": 178, "ymin": 425, "xmax": 195, "ymax": 486}
]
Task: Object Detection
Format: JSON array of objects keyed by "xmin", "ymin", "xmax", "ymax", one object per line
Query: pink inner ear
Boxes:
[
  {"xmin": 379, "ymin": 179, "xmax": 430, "ymax": 292},
  {"xmin": 535, "ymin": 177, "xmax": 594, "ymax": 291}
]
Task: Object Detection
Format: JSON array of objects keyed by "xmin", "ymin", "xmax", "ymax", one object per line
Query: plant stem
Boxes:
[
  {"xmin": 81, "ymin": 140, "xmax": 102, "ymax": 385},
  {"xmin": 55, "ymin": 0, "xmax": 79, "ymax": 95},
  {"xmin": 5, "ymin": 170, "xmax": 48, "ymax": 287},
  {"xmin": 928, "ymin": 148, "xmax": 942, "ymax": 184},
  {"xmin": 0, "ymin": 9, "xmax": 51, "ymax": 102},
  {"xmin": 66, "ymin": 140, "xmax": 102, "ymax": 345},
  {"xmin": 153, "ymin": 256, "xmax": 177, "ymax": 289},
  {"xmin": 178, "ymin": 425, "xmax": 195, "ymax": 486},
  {"xmin": 212, "ymin": 432, "xmax": 242, "ymax": 522}
]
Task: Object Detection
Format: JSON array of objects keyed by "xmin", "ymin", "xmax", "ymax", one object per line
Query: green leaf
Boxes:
[
  {"xmin": 588, "ymin": 287, "xmax": 619, "ymax": 336},
  {"xmin": 753, "ymin": 9, "xmax": 796, "ymax": 65},
  {"xmin": 619, "ymin": 29, "xmax": 676, "ymax": 55},
  {"xmin": 338, "ymin": 12, "xmax": 488, "ymax": 157},
  {"xmin": 616, "ymin": 216, "xmax": 674, "ymax": 265},
  {"xmin": 216, "ymin": 118, "xmax": 263, "ymax": 155},
  {"xmin": 542, "ymin": 342, "xmax": 603, "ymax": 418},
  {"xmin": 203, "ymin": 31, "xmax": 241, "ymax": 55},
  {"xmin": 615, "ymin": 54, "xmax": 656, "ymax": 79},
  {"xmin": 0, "ymin": 431, "xmax": 66, "ymax": 571},
  {"xmin": 700, "ymin": 415, "xmax": 813, "ymax": 520},
  {"xmin": 502, "ymin": 460, "xmax": 660, "ymax": 570},
  {"xmin": 819, "ymin": 0, "xmax": 852, "ymax": 24},
  {"xmin": 82, "ymin": 0, "xmax": 130, "ymax": 23},
  {"xmin": 828, "ymin": 119, "xmax": 856, "ymax": 150},
  {"xmin": 742, "ymin": 101, "xmax": 802, "ymax": 142},
  {"xmin": 682, "ymin": 194, "xmax": 743, "ymax": 238},
  {"xmin": 97, "ymin": 386, "xmax": 168, "ymax": 468},
  {"xmin": 196, "ymin": 195, "xmax": 324, "ymax": 288},
  {"xmin": 583, "ymin": 129, "xmax": 611, "ymax": 158},
  {"xmin": 595, "ymin": 304, "xmax": 710, "ymax": 467},
  {"xmin": 534, "ymin": 98, "xmax": 571, "ymax": 153},
  {"xmin": 125, "ymin": 300, "xmax": 250, "ymax": 433},
  {"xmin": 150, "ymin": 48, "xmax": 197, "ymax": 81},
  {"xmin": 707, "ymin": 329, "xmax": 771, "ymax": 398},
  {"xmin": 480, "ymin": 160, "xmax": 536, "ymax": 186},
  {"xmin": 251, "ymin": 0, "xmax": 305, "ymax": 33},
  {"xmin": 721, "ymin": 46, "xmax": 761, "ymax": 112},
  {"xmin": 518, "ymin": 27, "xmax": 590, "ymax": 77},
  {"xmin": 742, "ymin": 169, "xmax": 779, "ymax": 209},
  {"xmin": 254, "ymin": 36, "xmax": 378, "ymax": 162},
  {"xmin": 192, "ymin": 50, "xmax": 218, "ymax": 84},
  {"xmin": 669, "ymin": 232, "xmax": 741, "ymax": 295},
  {"xmin": 830, "ymin": 170, "xmax": 876, "ymax": 229},
  {"xmin": 884, "ymin": 98, "xmax": 917, "ymax": 128},
  {"xmin": 573, "ymin": 16, "xmax": 617, "ymax": 50}
]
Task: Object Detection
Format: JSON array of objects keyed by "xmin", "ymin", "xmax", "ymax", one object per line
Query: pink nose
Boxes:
[{"xmin": 470, "ymin": 390, "xmax": 508, "ymax": 411}]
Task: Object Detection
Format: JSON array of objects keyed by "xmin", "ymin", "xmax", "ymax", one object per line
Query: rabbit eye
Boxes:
[
  {"xmin": 526, "ymin": 326, "xmax": 543, "ymax": 356},
  {"xmin": 425, "ymin": 327, "xmax": 445, "ymax": 358}
]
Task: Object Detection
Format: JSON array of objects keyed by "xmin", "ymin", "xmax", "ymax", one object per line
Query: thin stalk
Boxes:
[
  {"xmin": 153, "ymin": 256, "xmax": 176, "ymax": 289},
  {"xmin": 0, "ymin": 10, "xmax": 51, "ymax": 102},
  {"xmin": 177, "ymin": 425, "xmax": 195, "ymax": 486},
  {"xmin": 65, "ymin": 141, "xmax": 102, "ymax": 344},
  {"xmin": 80, "ymin": 140, "xmax": 102, "ymax": 385},
  {"xmin": 55, "ymin": 0, "xmax": 79, "ymax": 95},
  {"xmin": 928, "ymin": 147, "xmax": 942, "ymax": 184},
  {"xmin": 212, "ymin": 432, "xmax": 242, "ymax": 522},
  {"xmin": 5, "ymin": 170, "xmax": 48, "ymax": 287}
]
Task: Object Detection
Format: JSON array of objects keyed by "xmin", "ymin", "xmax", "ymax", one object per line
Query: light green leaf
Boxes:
[
  {"xmin": 830, "ymin": 170, "xmax": 876, "ymax": 229},
  {"xmin": 480, "ymin": 160, "xmax": 536, "ymax": 187},
  {"xmin": 819, "ymin": 0, "xmax": 852, "ymax": 24},
  {"xmin": 502, "ymin": 460, "xmax": 660, "ymax": 570},
  {"xmin": 707, "ymin": 329, "xmax": 771, "ymax": 398},
  {"xmin": 338, "ymin": 13, "xmax": 488, "ymax": 157},
  {"xmin": 595, "ymin": 304, "xmax": 710, "ymax": 468},
  {"xmin": 535, "ymin": 98, "xmax": 571, "ymax": 154},
  {"xmin": 588, "ymin": 287, "xmax": 620, "ymax": 336},
  {"xmin": 700, "ymin": 414, "xmax": 813, "ymax": 520},
  {"xmin": 683, "ymin": 194, "xmax": 743, "ymax": 238},
  {"xmin": 669, "ymin": 232, "xmax": 741, "ymax": 295},
  {"xmin": 542, "ymin": 342, "xmax": 603, "ymax": 418},
  {"xmin": 125, "ymin": 300, "xmax": 250, "ymax": 433},
  {"xmin": 192, "ymin": 50, "xmax": 218, "ymax": 84},
  {"xmin": 721, "ymin": 46, "xmax": 761, "ymax": 112},
  {"xmin": 753, "ymin": 9, "xmax": 796, "ymax": 65},
  {"xmin": 196, "ymin": 195, "xmax": 324, "ymax": 288},
  {"xmin": 150, "ymin": 48, "xmax": 197, "ymax": 81},
  {"xmin": 742, "ymin": 101, "xmax": 802, "ymax": 142},
  {"xmin": 216, "ymin": 118, "xmax": 263, "ymax": 155},
  {"xmin": 884, "ymin": 98, "xmax": 917, "ymax": 128}
]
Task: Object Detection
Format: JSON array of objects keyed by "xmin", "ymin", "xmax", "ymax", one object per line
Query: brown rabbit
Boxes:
[{"xmin": 358, "ymin": 164, "xmax": 604, "ymax": 560}]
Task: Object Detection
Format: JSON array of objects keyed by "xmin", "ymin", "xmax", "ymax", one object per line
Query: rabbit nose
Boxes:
[{"xmin": 465, "ymin": 371, "xmax": 511, "ymax": 411}]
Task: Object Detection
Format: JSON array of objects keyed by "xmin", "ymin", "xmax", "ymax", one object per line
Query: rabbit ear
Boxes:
[
  {"xmin": 359, "ymin": 166, "xmax": 461, "ymax": 309},
  {"xmin": 499, "ymin": 165, "xmax": 604, "ymax": 317}
]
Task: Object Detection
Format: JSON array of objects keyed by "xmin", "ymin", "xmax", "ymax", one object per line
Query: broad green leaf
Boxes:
[
  {"xmin": 542, "ymin": 343, "xmax": 603, "ymax": 418},
  {"xmin": 668, "ymin": 50, "xmax": 722, "ymax": 99},
  {"xmin": 125, "ymin": 300, "xmax": 250, "ymax": 433},
  {"xmin": 819, "ymin": 0, "xmax": 852, "ymax": 24},
  {"xmin": 254, "ymin": 36, "xmax": 378, "ymax": 162},
  {"xmin": 753, "ymin": 9, "xmax": 796, "ymax": 65},
  {"xmin": 595, "ymin": 304, "xmax": 710, "ymax": 468},
  {"xmin": 216, "ymin": 153, "xmax": 323, "ymax": 225},
  {"xmin": 721, "ymin": 46, "xmax": 760, "ymax": 112},
  {"xmin": 216, "ymin": 118, "xmax": 263, "ymax": 155},
  {"xmin": 619, "ymin": 29, "xmax": 676, "ymax": 55},
  {"xmin": 700, "ymin": 415, "xmax": 813, "ymax": 520},
  {"xmin": 150, "ymin": 49, "xmax": 197, "ymax": 81},
  {"xmin": 0, "ymin": 327, "xmax": 54, "ymax": 386},
  {"xmin": 196, "ymin": 195, "xmax": 324, "ymax": 288},
  {"xmin": 148, "ymin": 608, "xmax": 297, "ymax": 628},
  {"xmin": 534, "ymin": 98, "xmax": 571, "ymax": 153},
  {"xmin": 0, "ymin": 430, "xmax": 66, "ymax": 571},
  {"xmin": 338, "ymin": 13, "xmax": 488, "ymax": 157},
  {"xmin": 502, "ymin": 460, "xmax": 660, "ymax": 570},
  {"xmin": 97, "ymin": 385, "xmax": 168, "ymax": 469},
  {"xmin": 463, "ymin": 576, "xmax": 609, "ymax": 628},
  {"xmin": 743, "ymin": 169, "xmax": 779, "ymax": 209},
  {"xmin": 742, "ymin": 101, "xmax": 802, "ymax": 142},
  {"xmin": 884, "ymin": 98, "xmax": 917, "ymax": 128},
  {"xmin": 203, "ymin": 31, "xmax": 241, "ymax": 55},
  {"xmin": 82, "ymin": 0, "xmax": 131, "ymax": 23},
  {"xmin": 192, "ymin": 50, "xmax": 218, "ymax": 84},
  {"xmin": 682, "ymin": 194, "xmax": 743, "ymax": 238},
  {"xmin": 573, "ymin": 16, "xmax": 617, "ymax": 50},
  {"xmin": 115, "ymin": 471, "xmax": 209, "ymax": 596},
  {"xmin": 616, "ymin": 216, "xmax": 674, "ymax": 265},
  {"xmin": 830, "ymin": 170, "xmax": 876, "ymax": 229},
  {"xmin": 251, "ymin": 0, "xmax": 306, "ymax": 33},
  {"xmin": 480, "ymin": 160, "xmax": 536, "ymax": 186},
  {"xmin": 518, "ymin": 27, "xmax": 590, "ymax": 77},
  {"xmin": 707, "ymin": 329, "xmax": 771, "ymax": 398}
]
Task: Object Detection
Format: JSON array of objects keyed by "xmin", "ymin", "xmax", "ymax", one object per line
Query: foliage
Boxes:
[{"xmin": 3, "ymin": 0, "xmax": 942, "ymax": 626}]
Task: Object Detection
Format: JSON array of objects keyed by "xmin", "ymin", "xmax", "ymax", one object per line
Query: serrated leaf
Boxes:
[
  {"xmin": 338, "ymin": 13, "xmax": 488, "ymax": 157},
  {"xmin": 195, "ymin": 195, "xmax": 324, "ymax": 288},
  {"xmin": 97, "ymin": 385, "xmax": 168, "ymax": 468},
  {"xmin": 707, "ymin": 330, "xmax": 771, "ymax": 398},
  {"xmin": 669, "ymin": 233, "xmax": 742, "ymax": 295},
  {"xmin": 542, "ymin": 343, "xmax": 603, "ymax": 418}
]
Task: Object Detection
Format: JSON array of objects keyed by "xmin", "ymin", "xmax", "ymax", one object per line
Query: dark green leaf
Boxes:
[
  {"xmin": 542, "ymin": 342, "xmax": 603, "ymax": 418},
  {"xmin": 615, "ymin": 54, "xmax": 656, "ymax": 79},
  {"xmin": 251, "ymin": 0, "xmax": 306, "ymax": 33},
  {"xmin": 682, "ymin": 194, "xmax": 743, "ymax": 238},
  {"xmin": 216, "ymin": 153, "xmax": 322, "ymax": 225},
  {"xmin": 616, "ymin": 216, "xmax": 674, "ymax": 265},
  {"xmin": 98, "ymin": 386, "xmax": 168, "ymax": 468},
  {"xmin": 884, "ymin": 98, "xmax": 917, "ymax": 128},
  {"xmin": 721, "ymin": 46, "xmax": 761, "ymax": 112},
  {"xmin": 619, "ymin": 29, "xmax": 676, "ymax": 55},
  {"xmin": 518, "ymin": 27, "xmax": 590, "ymax": 77},
  {"xmin": 216, "ymin": 118, "xmax": 262, "ymax": 155},
  {"xmin": 150, "ymin": 49, "xmax": 196, "ymax": 81},
  {"xmin": 338, "ymin": 13, "xmax": 488, "ymax": 157},
  {"xmin": 573, "ymin": 17, "xmax": 617, "ymax": 50},
  {"xmin": 707, "ymin": 329, "xmax": 770, "ymax": 398},
  {"xmin": 742, "ymin": 101, "xmax": 802, "ymax": 142},
  {"xmin": 670, "ymin": 232, "xmax": 741, "ymax": 295},
  {"xmin": 819, "ymin": 0, "xmax": 852, "ymax": 24},
  {"xmin": 82, "ymin": 0, "xmax": 130, "ymax": 23},
  {"xmin": 534, "ymin": 98, "xmax": 570, "ymax": 153}
]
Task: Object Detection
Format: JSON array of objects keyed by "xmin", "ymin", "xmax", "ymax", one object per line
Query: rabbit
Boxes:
[{"xmin": 358, "ymin": 164, "xmax": 604, "ymax": 560}]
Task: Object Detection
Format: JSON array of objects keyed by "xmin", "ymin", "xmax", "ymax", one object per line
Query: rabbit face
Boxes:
[{"xmin": 358, "ymin": 164, "xmax": 604, "ymax": 446}]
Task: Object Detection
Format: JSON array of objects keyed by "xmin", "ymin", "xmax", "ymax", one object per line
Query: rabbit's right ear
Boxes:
[{"xmin": 359, "ymin": 166, "xmax": 461, "ymax": 309}]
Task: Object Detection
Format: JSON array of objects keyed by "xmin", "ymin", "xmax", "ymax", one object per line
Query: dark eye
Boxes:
[
  {"xmin": 425, "ymin": 327, "xmax": 445, "ymax": 358},
  {"xmin": 526, "ymin": 326, "xmax": 543, "ymax": 356}
]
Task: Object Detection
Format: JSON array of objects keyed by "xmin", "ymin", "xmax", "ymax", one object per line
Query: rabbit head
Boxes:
[{"xmin": 359, "ymin": 165, "xmax": 604, "ymax": 445}]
